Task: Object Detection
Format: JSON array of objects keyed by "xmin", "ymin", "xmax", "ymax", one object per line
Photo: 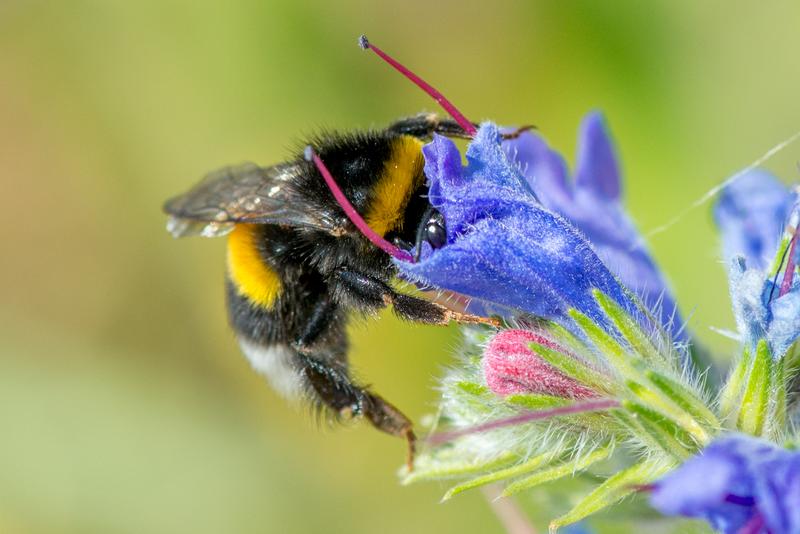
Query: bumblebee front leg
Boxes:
[
  {"xmin": 298, "ymin": 353, "xmax": 416, "ymax": 469},
  {"xmin": 388, "ymin": 113, "xmax": 534, "ymax": 141},
  {"xmin": 334, "ymin": 268, "xmax": 499, "ymax": 327},
  {"xmin": 387, "ymin": 113, "xmax": 477, "ymax": 140}
]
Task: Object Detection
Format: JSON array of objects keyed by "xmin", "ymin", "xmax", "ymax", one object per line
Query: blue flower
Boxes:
[
  {"xmin": 396, "ymin": 121, "xmax": 642, "ymax": 331},
  {"xmin": 715, "ymin": 170, "xmax": 796, "ymax": 270},
  {"xmin": 502, "ymin": 112, "xmax": 684, "ymax": 339},
  {"xmin": 714, "ymin": 171, "xmax": 800, "ymax": 357},
  {"xmin": 651, "ymin": 434, "xmax": 800, "ymax": 534}
]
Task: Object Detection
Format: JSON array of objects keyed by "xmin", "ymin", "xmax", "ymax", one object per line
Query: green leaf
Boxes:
[
  {"xmin": 737, "ymin": 340, "xmax": 772, "ymax": 436},
  {"xmin": 622, "ymin": 401, "xmax": 692, "ymax": 459},
  {"xmin": 501, "ymin": 444, "xmax": 614, "ymax": 497},
  {"xmin": 550, "ymin": 459, "xmax": 673, "ymax": 530},
  {"xmin": 441, "ymin": 451, "xmax": 555, "ymax": 500},
  {"xmin": 645, "ymin": 370, "xmax": 719, "ymax": 429},
  {"xmin": 529, "ymin": 342, "xmax": 610, "ymax": 393},
  {"xmin": 593, "ymin": 289, "xmax": 663, "ymax": 364}
]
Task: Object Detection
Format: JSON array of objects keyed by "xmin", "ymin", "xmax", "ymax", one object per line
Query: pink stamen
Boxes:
[
  {"xmin": 737, "ymin": 513, "xmax": 765, "ymax": 534},
  {"xmin": 426, "ymin": 399, "xmax": 619, "ymax": 446},
  {"xmin": 779, "ymin": 227, "xmax": 799, "ymax": 297},
  {"xmin": 305, "ymin": 146, "xmax": 413, "ymax": 262},
  {"xmin": 359, "ymin": 35, "xmax": 477, "ymax": 137}
]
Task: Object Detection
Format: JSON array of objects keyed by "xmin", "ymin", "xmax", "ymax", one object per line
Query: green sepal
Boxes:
[
  {"xmin": 769, "ymin": 235, "xmax": 792, "ymax": 277},
  {"xmin": 402, "ymin": 452, "xmax": 518, "ymax": 484},
  {"xmin": 549, "ymin": 459, "xmax": 672, "ymax": 531},
  {"xmin": 529, "ymin": 342, "xmax": 610, "ymax": 394},
  {"xmin": 611, "ymin": 410, "xmax": 667, "ymax": 460},
  {"xmin": 593, "ymin": 289, "xmax": 663, "ymax": 364},
  {"xmin": 505, "ymin": 393, "xmax": 570, "ymax": 410},
  {"xmin": 542, "ymin": 320, "xmax": 590, "ymax": 358},
  {"xmin": 622, "ymin": 401, "xmax": 692, "ymax": 459},
  {"xmin": 773, "ymin": 358, "xmax": 787, "ymax": 436},
  {"xmin": 645, "ymin": 370, "xmax": 719, "ymax": 429},
  {"xmin": 719, "ymin": 346, "xmax": 752, "ymax": 423},
  {"xmin": 455, "ymin": 381, "xmax": 489, "ymax": 396},
  {"xmin": 441, "ymin": 451, "xmax": 555, "ymax": 501},
  {"xmin": 500, "ymin": 444, "xmax": 614, "ymax": 497},
  {"xmin": 625, "ymin": 380, "xmax": 709, "ymax": 446},
  {"xmin": 568, "ymin": 309, "xmax": 638, "ymax": 380},
  {"xmin": 737, "ymin": 340, "xmax": 772, "ymax": 436}
]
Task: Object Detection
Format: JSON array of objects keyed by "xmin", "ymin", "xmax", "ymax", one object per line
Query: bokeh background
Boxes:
[{"xmin": 2, "ymin": 1, "xmax": 799, "ymax": 532}]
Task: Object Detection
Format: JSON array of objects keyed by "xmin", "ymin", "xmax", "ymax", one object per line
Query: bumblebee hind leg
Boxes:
[{"xmin": 297, "ymin": 352, "xmax": 416, "ymax": 469}]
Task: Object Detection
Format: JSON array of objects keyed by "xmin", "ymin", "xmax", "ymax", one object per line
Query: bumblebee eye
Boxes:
[
  {"xmin": 413, "ymin": 207, "xmax": 447, "ymax": 261},
  {"xmin": 426, "ymin": 220, "xmax": 447, "ymax": 249}
]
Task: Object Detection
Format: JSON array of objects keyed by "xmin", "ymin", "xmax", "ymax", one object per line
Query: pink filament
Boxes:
[
  {"xmin": 306, "ymin": 147, "xmax": 414, "ymax": 262},
  {"xmin": 427, "ymin": 399, "xmax": 619, "ymax": 446},
  {"xmin": 780, "ymin": 228, "xmax": 799, "ymax": 297},
  {"xmin": 359, "ymin": 35, "xmax": 477, "ymax": 137}
]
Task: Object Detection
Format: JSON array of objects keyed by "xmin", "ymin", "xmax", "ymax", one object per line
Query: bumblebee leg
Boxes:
[
  {"xmin": 387, "ymin": 113, "xmax": 477, "ymax": 140},
  {"xmin": 294, "ymin": 295, "xmax": 337, "ymax": 350},
  {"xmin": 299, "ymin": 353, "xmax": 416, "ymax": 469},
  {"xmin": 334, "ymin": 268, "xmax": 499, "ymax": 327},
  {"xmin": 501, "ymin": 124, "xmax": 536, "ymax": 140}
]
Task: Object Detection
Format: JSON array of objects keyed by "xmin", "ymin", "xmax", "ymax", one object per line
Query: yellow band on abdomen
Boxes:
[{"xmin": 227, "ymin": 224, "xmax": 282, "ymax": 308}]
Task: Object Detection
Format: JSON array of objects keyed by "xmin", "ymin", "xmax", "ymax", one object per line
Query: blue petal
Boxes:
[
  {"xmin": 714, "ymin": 170, "xmax": 794, "ymax": 270},
  {"xmin": 398, "ymin": 123, "xmax": 640, "ymax": 331},
  {"xmin": 754, "ymin": 452, "xmax": 800, "ymax": 534},
  {"xmin": 728, "ymin": 255, "xmax": 800, "ymax": 358},
  {"xmin": 503, "ymin": 112, "xmax": 683, "ymax": 339},
  {"xmin": 652, "ymin": 434, "xmax": 800, "ymax": 534},
  {"xmin": 728, "ymin": 257, "xmax": 771, "ymax": 350},
  {"xmin": 767, "ymin": 280, "xmax": 800, "ymax": 358},
  {"xmin": 574, "ymin": 112, "xmax": 621, "ymax": 200}
]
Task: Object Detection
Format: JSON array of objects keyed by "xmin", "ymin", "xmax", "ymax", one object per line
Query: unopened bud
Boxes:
[{"xmin": 483, "ymin": 330, "xmax": 596, "ymax": 399}]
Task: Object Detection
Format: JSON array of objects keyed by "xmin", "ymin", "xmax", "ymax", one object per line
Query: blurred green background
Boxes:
[{"xmin": 2, "ymin": 1, "xmax": 799, "ymax": 532}]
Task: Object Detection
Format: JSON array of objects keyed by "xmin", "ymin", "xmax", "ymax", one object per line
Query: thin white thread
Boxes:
[{"xmin": 642, "ymin": 129, "xmax": 800, "ymax": 242}]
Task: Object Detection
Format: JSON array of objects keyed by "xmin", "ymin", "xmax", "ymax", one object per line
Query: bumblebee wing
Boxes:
[{"xmin": 164, "ymin": 162, "xmax": 339, "ymax": 238}]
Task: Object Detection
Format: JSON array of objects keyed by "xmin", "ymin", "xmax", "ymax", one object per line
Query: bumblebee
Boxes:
[{"xmin": 163, "ymin": 112, "xmax": 502, "ymax": 462}]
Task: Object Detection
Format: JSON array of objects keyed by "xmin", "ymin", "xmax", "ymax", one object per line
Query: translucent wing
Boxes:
[{"xmin": 163, "ymin": 162, "xmax": 339, "ymax": 238}]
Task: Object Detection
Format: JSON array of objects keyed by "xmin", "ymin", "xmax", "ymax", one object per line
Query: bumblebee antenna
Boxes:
[
  {"xmin": 359, "ymin": 35, "xmax": 478, "ymax": 137},
  {"xmin": 305, "ymin": 146, "xmax": 414, "ymax": 263}
]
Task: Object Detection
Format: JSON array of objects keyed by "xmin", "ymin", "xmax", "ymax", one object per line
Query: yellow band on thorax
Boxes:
[
  {"xmin": 365, "ymin": 136, "xmax": 424, "ymax": 236},
  {"xmin": 227, "ymin": 224, "xmax": 282, "ymax": 308}
]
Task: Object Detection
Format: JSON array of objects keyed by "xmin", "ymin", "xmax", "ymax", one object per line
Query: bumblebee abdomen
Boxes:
[{"xmin": 227, "ymin": 224, "xmax": 283, "ymax": 308}]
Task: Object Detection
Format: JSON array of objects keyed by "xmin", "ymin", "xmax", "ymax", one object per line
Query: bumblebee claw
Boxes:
[{"xmin": 404, "ymin": 428, "xmax": 417, "ymax": 472}]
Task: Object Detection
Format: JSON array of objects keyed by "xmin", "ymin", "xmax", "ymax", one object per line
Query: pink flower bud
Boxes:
[{"xmin": 483, "ymin": 329, "xmax": 596, "ymax": 399}]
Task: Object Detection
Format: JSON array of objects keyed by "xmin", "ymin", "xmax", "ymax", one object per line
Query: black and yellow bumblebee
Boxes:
[{"xmin": 164, "ymin": 113, "xmax": 500, "ymax": 462}]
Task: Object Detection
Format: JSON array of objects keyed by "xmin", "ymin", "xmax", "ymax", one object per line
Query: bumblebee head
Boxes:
[
  {"xmin": 304, "ymin": 145, "xmax": 448, "ymax": 266},
  {"xmin": 301, "ymin": 35, "xmax": 480, "ymax": 265}
]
